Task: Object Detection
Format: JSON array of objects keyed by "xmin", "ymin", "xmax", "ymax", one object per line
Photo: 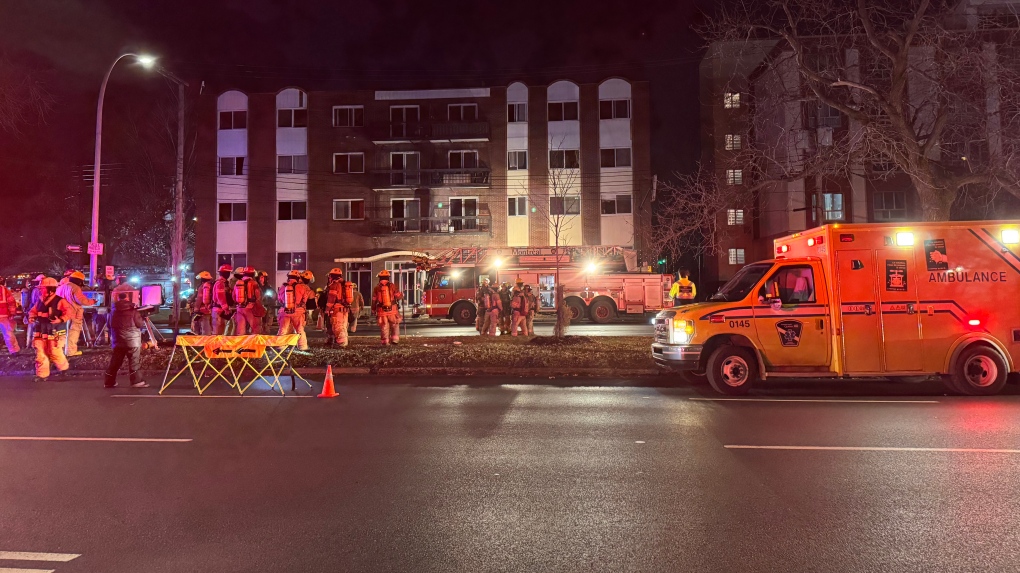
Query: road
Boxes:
[{"xmin": 2, "ymin": 376, "xmax": 1020, "ymax": 572}]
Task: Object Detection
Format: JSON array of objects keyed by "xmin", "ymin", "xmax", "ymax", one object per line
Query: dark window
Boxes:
[
  {"xmin": 600, "ymin": 148, "xmax": 632, "ymax": 168},
  {"xmin": 563, "ymin": 101, "xmax": 578, "ymax": 120},
  {"xmin": 599, "ymin": 99, "xmax": 631, "ymax": 120},
  {"xmin": 508, "ymin": 150, "xmax": 528, "ymax": 170},
  {"xmin": 218, "ymin": 203, "xmax": 246, "ymax": 222},
  {"xmin": 333, "ymin": 106, "xmax": 365, "ymax": 127},
  {"xmin": 219, "ymin": 157, "xmax": 245, "ymax": 176},
  {"xmin": 550, "ymin": 150, "xmax": 580, "ymax": 169},
  {"xmin": 550, "ymin": 196, "xmax": 580, "ymax": 215},
  {"xmin": 601, "ymin": 195, "xmax": 632, "ymax": 215},
  {"xmin": 508, "ymin": 196, "xmax": 527, "ymax": 216},
  {"xmin": 277, "ymin": 252, "xmax": 307, "ymax": 271},
  {"xmin": 507, "ymin": 103, "xmax": 527, "ymax": 122},
  {"xmin": 217, "ymin": 253, "xmax": 246, "ymax": 269},
  {"xmin": 277, "ymin": 155, "xmax": 309, "ymax": 174},
  {"xmin": 219, "ymin": 110, "xmax": 247, "ymax": 130},
  {"xmin": 334, "ymin": 153, "xmax": 365, "ymax": 174},
  {"xmin": 599, "ymin": 100, "xmax": 613, "ymax": 120},
  {"xmin": 333, "ymin": 199, "xmax": 366, "ymax": 220},
  {"xmin": 548, "ymin": 102, "xmax": 563, "ymax": 121}
]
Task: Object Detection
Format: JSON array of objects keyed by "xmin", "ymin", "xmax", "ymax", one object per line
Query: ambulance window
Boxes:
[{"xmin": 764, "ymin": 266, "xmax": 816, "ymax": 304}]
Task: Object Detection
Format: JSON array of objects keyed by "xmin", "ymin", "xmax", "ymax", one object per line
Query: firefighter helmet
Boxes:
[
  {"xmin": 41, "ymin": 277, "xmax": 58, "ymax": 288},
  {"xmin": 515, "ymin": 277, "xmax": 524, "ymax": 286},
  {"xmin": 301, "ymin": 270, "xmax": 315, "ymax": 283},
  {"xmin": 196, "ymin": 271, "xmax": 213, "ymax": 280},
  {"xmin": 482, "ymin": 278, "xmax": 490, "ymax": 285},
  {"xmin": 218, "ymin": 264, "xmax": 233, "ymax": 273},
  {"xmin": 70, "ymin": 271, "xmax": 86, "ymax": 281},
  {"xmin": 287, "ymin": 270, "xmax": 301, "ymax": 279},
  {"xmin": 241, "ymin": 266, "xmax": 256, "ymax": 276},
  {"xmin": 328, "ymin": 268, "xmax": 343, "ymax": 278},
  {"xmin": 63, "ymin": 269, "xmax": 74, "ymax": 277},
  {"xmin": 378, "ymin": 269, "xmax": 391, "ymax": 279},
  {"xmin": 33, "ymin": 274, "xmax": 45, "ymax": 283}
]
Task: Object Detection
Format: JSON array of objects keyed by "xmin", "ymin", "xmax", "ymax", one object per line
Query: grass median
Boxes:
[{"xmin": 0, "ymin": 335, "xmax": 658, "ymax": 374}]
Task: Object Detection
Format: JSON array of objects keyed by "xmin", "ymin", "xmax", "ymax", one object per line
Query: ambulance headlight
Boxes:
[
  {"xmin": 1002, "ymin": 229, "xmax": 1020, "ymax": 245},
  {"xmin": 671, "ymin": 318, "xmax": 695, "ymax": 344},
  {"xmin": 895, "ymin": 232, "xmax": 914, "ymax": 246}
]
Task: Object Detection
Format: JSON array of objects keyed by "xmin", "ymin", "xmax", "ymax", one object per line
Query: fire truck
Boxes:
[
  {"xmin": 653, "ymin": 221, "xmax": 1020, "ymax": 396},
  {"xmin": 414, "ymin": 246, "xmax": 673, "ymax": 325}
]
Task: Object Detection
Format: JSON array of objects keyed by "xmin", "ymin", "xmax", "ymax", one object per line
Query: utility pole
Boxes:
[{"xmin": 155, "ymin": 67, "xmax": 189, "ymax": 338}]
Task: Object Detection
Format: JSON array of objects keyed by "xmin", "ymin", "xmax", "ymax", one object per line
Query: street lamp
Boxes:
[{"xmin": 89, "ymin": 53, "xmax": 157, "ymax": 287}]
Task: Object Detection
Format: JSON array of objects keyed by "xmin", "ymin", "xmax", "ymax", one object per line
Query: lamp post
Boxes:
[{"xmin": 89, "ymin": 53, "xmax": 156, "ymax": 287}]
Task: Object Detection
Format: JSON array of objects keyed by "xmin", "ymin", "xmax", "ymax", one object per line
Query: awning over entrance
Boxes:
[{"xmin": 333, "ymin": 249, "xmax": 425, "ymax": 263}]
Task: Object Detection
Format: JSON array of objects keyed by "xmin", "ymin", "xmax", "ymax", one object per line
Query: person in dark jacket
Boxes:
[{"xmin": 104, "ymin": 293, "xmax": 148, "ymax": 388}]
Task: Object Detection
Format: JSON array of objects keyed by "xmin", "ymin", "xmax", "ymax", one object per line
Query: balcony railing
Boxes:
[
  {"xmin": 372, "ymin": 168, "xmax": 491, "ymax": 188},
  {"xmin": 371, "ymin": 122, "xmax": 490, "ymax": 142},
  {"xmin": 373, "ymin": 216, "xmax": 492, "ymax": 235}
]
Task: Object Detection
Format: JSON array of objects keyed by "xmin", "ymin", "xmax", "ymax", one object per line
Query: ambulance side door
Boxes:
[
  {"xmin": 752, "ymin": 263, "xmax": 831, "ymax": 368},
  {"xmin": 835, "ymin": 250, "xmax": 882, "ymax": 373},
  {"xmin": 877, "ymin": 248, "xmax": 923, "ymax": 371}
]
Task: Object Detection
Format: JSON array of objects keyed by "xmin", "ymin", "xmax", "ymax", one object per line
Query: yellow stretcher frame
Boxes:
[{"xmin": 160, "ymin": 334, "xmax": 311, "ymax": 395}]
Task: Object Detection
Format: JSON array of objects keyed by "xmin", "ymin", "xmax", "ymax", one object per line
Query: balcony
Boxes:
[
  {"xmin": 372, "ymin": 216, "xmax": 492, "ymax": 236},
  {"xmin": 370, "ymin": 122, "xmax": 490, "ymax": 143},
  {"xmin": 372, "ymin": 168, "xmax": 491, "ymax": 189}
]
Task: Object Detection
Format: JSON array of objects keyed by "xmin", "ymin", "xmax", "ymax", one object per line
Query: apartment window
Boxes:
[
  {"xmin": 550, "ymin": 149, "xmax": 580, "ymax": 169},
  {"xmin": 508, "ymin": 196, "xmax": 528, "ymax": 217},
  {"xmin": 728, "ymin": 248, "xmax": 745, "ymax": 265},
  {"xmin": 333, "ymin": 106, "xmax": 364, "ymax": 127},
  {"xmin": 550, "ymin": 196, "xmax": 581, "ymax": 216},
  {"xmin": 217, "ymin": 202, "xmax": 247, "ymax": 222},
  {"xmin": 599, "ymin": 99, "xmax": 631, "ymax": 120},
  {"xmin": 873, "ymin": 190, "xmax": 907, "ymax": 221},
  {"xmin": 600, "ymin": 148, "xmax": 632, "ymax": 168},
  {"xmin": 277, "ymin": 108, "xmax": 308, "ymax": 128},
  {"xmin": 726, "ymin": 169, "xmax": 743, "ymax": 185},
  {"xmin": 277, "ymin": 252, "xmax": 307, "ymax": 272},
  {"xmin": 816, "ymin": 103, "xmax": 841, "ymax": 128},
  {"xmin": 218, "ymin": 110, "xmax": 247, "ymax": 130},
  {"xmin": 548, "ymin": 101, "xmax": 579, "ymax": 121},
  {"xmin": 508, "ymin": 150, "xmax": 528, "ymax": 170},
  {"xmin": 507, "ymin": 103, "xmax": 527, "ymax": 123},
  {"xmin": 277, "ymin": 155, "xmax": 309, "ymax": 174},
  {"xmin": 819, "ymin": 192, "xmax": 844, "ymax": 221},
  {"xmin": 218, "ymin": 156, "xmax": 246, "ymax": 176},
  {"xmin": 217, "ymin": 253, "xmax": 246, "ymax": 269},
  {"xmin": 390, "ymin": 152, "xmax": 420, "ymax": 186},
  {"xmin": 278, "ymin": 201, "xmax": 307, "ymax": 221},
  {"xmin": 333, "ymin": 152, "xmax": 365, "ymax": 174},
  {"xmin": 724, "ymin": 134, "xmax": 742, "ymax": 151},
  {"xmin": 727, "ymin": 209, "xmax": 745, "ymax": 225},
  {"xmin": 449, "ymin": 150, "xmax": 478, "ymax": 169},
  {"xmin": 448, "ymin": 103, "xmax": 478, "ymax": 122},
  {"xmin": 333, "ymin": 199, "xmax": 365, "ymax": 220},
  {"xmin": 601, "ymin": 194, "xmax": 632, "ymax": 215},
  {"xmin": 723, "ymin": 92, "xmax": 741, "ymax": 109}
]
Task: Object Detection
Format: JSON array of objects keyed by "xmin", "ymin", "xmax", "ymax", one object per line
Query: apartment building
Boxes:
[{"xmin": 192, "ymin": 79, "xmax": 652, "ymax": 301}]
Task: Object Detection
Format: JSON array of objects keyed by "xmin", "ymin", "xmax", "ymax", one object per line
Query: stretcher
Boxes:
[{"xmin": 160, "ymin": 334, "xmax": 310, "ymax": 395}]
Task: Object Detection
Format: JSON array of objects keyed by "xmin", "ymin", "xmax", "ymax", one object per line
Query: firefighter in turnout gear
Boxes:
[
  {"xmin": 278, "ymin": 270, "xmax": 312, "ymax": 350},
  {"xmin": 372, "ymin": 269, "xmax": 403, "ymax": 345},
  {"xmin": 212, "ymin": 265, "xmax": 233, "ymax": 335},
  {"xmin": 498, "ymin": 282, "xmax": 512, "ymax": 335},
  {"xmin": 668, "ymin": 269, "xmax": 697, "ymax": 306},
  {"xmin": 29, "ymin": 277, "xmax": 73, "ymax": 381},
  {"xmin": 190, "ymin": 271, "xmax": 214, "ymax": 335},
  {"xmin": 232, "ymin": 267, "xmax": 262, "ymax": 334},
  {"xmin": 524, "ymin": 284, "xmax": 538, "ymax": 336},
  {"xmin": 0, "ymin": 277, "xmax": 20, "ymax": 354},
  {"xmin": 484, "ymin": 280, "xmax": 502, "ymax": 336},
  {"xmin": 510, "ymin": 284, "xmax": 530, "ymax": 336},
  {"xmin": 348, "ymin": 283, "xmax": 365, "ymax": 333},
  {"xmin": 325, "ymin": 268, "xmax": 354, "ymax": 347},
  {"xmin": 56, "ymin": 270, "xmax": 95, "ymax": 356},
  {"xmin": 23, "ymin": 275, "xmax": 45, "ymax": 351},
  {"xmin": 475, "ymin": 278, "xmax": 491, "ymax": 334}
]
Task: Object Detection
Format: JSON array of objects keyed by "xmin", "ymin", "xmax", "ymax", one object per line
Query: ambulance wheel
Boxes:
[
  {"xmin": 450, "ymin": 302, "xmax": 476, "ymax": 326},
  {"xmin": 706, "ymin": 345, "xmax": 757, "ymax": 395},
  {"xmin": 565, "ymin": 298, "xmax": 586, "ymax": 324},
  {"xmin": 677, "ymin": 370, "xmax": 707, "ymax": 385},
  {"xmin": 588, "ymin": 298, "xmax": 615, "ymax": 324},
  {"xmin": 948, "ymin": 345, "xmax": 1008, "ymax": 396}
]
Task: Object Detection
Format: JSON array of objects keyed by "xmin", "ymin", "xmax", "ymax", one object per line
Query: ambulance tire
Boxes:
[
  {"xmin": 706, "ymin": 345, "xmax": 758, "ymax": 395},
  {"xmin": 677, "ymin": 370, "xmax": 708, "ymax": 385},
  {"xmin": 451, "ymin": 302, "xmax": 476, "ymax": 326},
  {"xmin": 948, "ymin": 345, "xmax": 1008, "ymax": 396}
]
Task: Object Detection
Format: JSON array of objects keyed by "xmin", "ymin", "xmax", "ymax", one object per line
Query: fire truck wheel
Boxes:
[
  {"xmin": 588, "ymin": 298, "xmax": 615, "ymax": 324},
  {"xmin": 450, "ymin": 302, "xmax": 476, "ymax": 326},
  {"xmin": 706, "ymin": 345, "xmax": 757, "ymax": 395},
  {"xmin": 565, "ymin": 298, "xmax": 586, "ymax": 324},
  {"xmin": 948, "ymin": 345, "xmax": 1008, "ymax": 396}
]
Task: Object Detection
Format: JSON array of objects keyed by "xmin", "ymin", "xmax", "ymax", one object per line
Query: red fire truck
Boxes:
[{"xmin": 413, "ymin": 246, "xmax": 674, "ymax": 325}]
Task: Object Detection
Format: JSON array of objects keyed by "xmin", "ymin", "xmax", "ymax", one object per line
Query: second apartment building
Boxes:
[{"xmin": 193, "ymin": 78, "xmax": 652, "ymax": 300}]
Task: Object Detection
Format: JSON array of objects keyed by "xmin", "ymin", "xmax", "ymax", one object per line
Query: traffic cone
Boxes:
[{"xmin": 318, "ymin": 365, "xmax": 339, "ymax": 398}]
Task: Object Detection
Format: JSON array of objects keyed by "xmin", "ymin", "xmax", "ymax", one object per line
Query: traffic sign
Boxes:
[
  {"xmin": 66, "ymin": 244, "xmax": 82, "ymax": 253},
  {"xmin": 87, "ymin": 242, "xmax": 104, "ymax": 255},
  {"xmin": 105, "ymin": 266, "xmax": 115, "ymax": 280}
]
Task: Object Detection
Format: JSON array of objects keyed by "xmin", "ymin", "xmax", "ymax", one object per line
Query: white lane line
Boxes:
[
  {"xmin": 0, "ymin": 568, "xmax": 56, "ymax": 573},
  {"xmin": 725, "ymin": 445, "xmax": 1020, "ymax": 453},
  {"xmin": 0, "ymin": 552, "xmax": 79, "ymax": 562},
  {"xmin": 690, "ymin": 398, "xmax": 939, "ymax": 403},
  {"xmin": 0, "ymin": 437, "xmax": 191, "ymax": 443},
  {"xmin": 111, "ymin": 395, "xmax": 314, "ymax": 399}
]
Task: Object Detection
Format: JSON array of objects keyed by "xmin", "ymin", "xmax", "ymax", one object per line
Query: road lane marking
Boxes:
[
  {"xmin": 0, "ymin": 553, "xmax": 79, "ymax": 562},
  {"xmin": 0, "ymin": 437, "xmax": 191, "ymax": 443},
  {"xmin": 690, "ymin": 398, "xmax": 939, "ymax": 403},
  {"xmin": 0, "ymin": 568, "xmax": 56, "ymax": 573},
  {"xmin": 725, "ymin": 445, "xmax": 1020, "ymax": 453},
  {"xmin": 111, "ymin": 395, "xmax": 314, "ymax": 399}
]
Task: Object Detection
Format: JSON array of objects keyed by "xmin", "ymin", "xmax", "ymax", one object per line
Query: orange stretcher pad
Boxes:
[{"xmin": 160, "ymin": 334, "xmax": 310, "ymax": 395}]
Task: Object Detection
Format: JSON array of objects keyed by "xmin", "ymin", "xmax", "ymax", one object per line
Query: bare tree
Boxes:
[
  {"xmin": 0, "ymin": 57, "xmax": 52, "ymax": 134},
  {"xmin": 703, "ymin": 0, "xmax": 1020, "ymax": 221}
]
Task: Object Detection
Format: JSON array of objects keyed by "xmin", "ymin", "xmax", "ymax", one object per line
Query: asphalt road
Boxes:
[{"xmin": 2, "ymin": 376, "xmax": 1020, "ymax": 572}]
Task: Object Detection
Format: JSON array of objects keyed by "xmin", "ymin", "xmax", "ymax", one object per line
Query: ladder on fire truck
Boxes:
[{"xmin": 412, "ymin": 246, "xmax": 630, "ymax": 270}]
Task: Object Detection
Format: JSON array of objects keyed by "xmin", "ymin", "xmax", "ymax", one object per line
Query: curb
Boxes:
[{"xmin": 2, "ymin": 367, "xmax": 662, "ymax": 379}]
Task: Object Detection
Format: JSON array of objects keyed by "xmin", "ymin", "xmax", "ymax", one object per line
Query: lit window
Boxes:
[
  {"xmin": 507, "ymin": 103, "xmax": 527, "ymax": 123},
  {"xmin": 821, "ymin": 193, "xmax": 844, "ymax": 221},
  {"xmin": 333, "ymin": 106, "xmax": 364, "ymax": 127},
  {"xmin": 548, "ymin": 101, "xmax": 579, "ymax": 121},
  {"xmin": 507, "ymin": 197, "xmax": 528, "ymax": 217},
  {"xmin": 550, "ymin": 149, "xmax": 580, "ymax": 169},
  {"xmin": 601, "ymin": 195, "xmax": 633, "ymax": 215},
  {"xmin": 727, "ymin": 209, "xmax": 744, "ymax": 225},
  {"xmin": 217, "ymin": 203, "xmax": 247, "ymax": 222},
  {"xmin": 333, "ymin": 152, "xmax": 365, "ymax": 174},
  {"xmin": 724, "ymin": 134, "xmax": 742, "ymax": 150},
  {"xmin": 600, "ymin": 148, "xmax": 632, "ymax": 168},
  {"xmin": 448, "ymin": 103, "xmax": 478, "ymax": 122},
  {"xmin": 277, "ymin": 155, "xmax": 309, "ymax": 174},
  {"xmin": 550, "ymin": 196, "xmax": 581, "ymax": 215},
  {"xmin": 333, "ymin": 199, "xmax": 365, "ymax": 220},
  {"xmin": 218, "ymin": 157, "xmax": 246, "ymax": 176},
  {"xmin": 218, "ymin": 110, "xmax": 247, "ymax": 130},
  {"xmin": 728, "ymin": 248, "xmax": 745, "ymax": 265},
  {"xmin": 599, "ymin": 99, "xmax": 631, "ymax": 120},
  {"xmin": 278, "ymin": 201, "xmax": 307, "ymax": 221},
  {"xmin": 277, "ymin": 108, "xmax": 308, "ymax": 128},
  {"xmin": 277, "ymin": 252, "xmax": 307, "ymax": 272},
  {"xmin": 723, "ymin": 92, "xmax": 741, "ymax": 109},
  {"xmin": 508, "ymin": 150, "xmax": 528, "ymax": 170},
  {"xmin": 726, "ymin": 169, "xmax": 743, "ymax": 185}
]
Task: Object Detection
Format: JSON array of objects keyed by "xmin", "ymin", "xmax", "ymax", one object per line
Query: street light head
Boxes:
[{"xmin": 137, "ymin": 55, "xmax": 157, "ymax": 69}]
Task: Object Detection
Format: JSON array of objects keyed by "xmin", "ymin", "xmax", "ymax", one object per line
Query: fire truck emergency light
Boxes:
[
  {"xmin": 1002, "ymin": 229, "xmax": 1020, "ymax": 244},
  {"xmin": 895, "ymin": 232, "xmax": 915, "ymax": 246}
]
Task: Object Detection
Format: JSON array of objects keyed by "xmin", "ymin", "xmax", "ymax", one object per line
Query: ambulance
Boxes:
[{"xmin": 652, "ymin": 221, "xmax": 1020, "ymax": 395}]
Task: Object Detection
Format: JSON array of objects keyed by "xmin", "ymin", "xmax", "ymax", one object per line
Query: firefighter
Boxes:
[
  {"xmin": 225, "ymin": 267, "xmax": 244, "ymax": 335},
  {"xmin": 28, "ymin": 277, "xmax": 73, "ymax": 381},
  {"xmin": 23, "ymin": 274, "xmax": 45, "ymax": 351},
  {"xmin": 510, "ymin": 285, "xmax": 530, "ymax": 336},
  {"xmin": 232, "ymin": 267, "xmax": 262, "ymax": 335},
  {"xmin": 372, "ymin": 269, "xmax": 403, "ymax": 345},
  {"xmin": 190, "ymin": 271, "xmax": 214, "ymax": 335},
  {"xmin": 524, "ymin": 284, "xmax": 538, "ymax": 336},
  {"xmin": 325, "ymin": 268, "xmax": 354, "ymax": 347},
  {"xmin": 475, "ymin": 279, "xmax": 490, "ymax": 334},
  {"xmin": 257, "ymin": 271, "xmax": 274, "ymax": 333},
  {"xmin": 669, "ymin": 269, "xmax": 697, "ymax": 306},
  {"xmin": 278, "ymin": 270, "xmax": 311, "ymax": 350},
  {"xmin": 348, "ymin": 283, "xmax": 365, "ymax": 334},
  {"xmin": 0, "ymin": 277, "xmax": 20, "ymax": 354},
  {"xmin": 55, "ymin": 270, "xmax": 95, "ymax": 356},
  {"xmin": 212, "ymin": 264, "xmax": 233, "ymax": 335},
  {"xmin": 485, "ymin": 282, "xmax": 502, "ymax": 336},
  {"xmin": 498, "ymin": 282, "xmax": 512, "ymax": 335}
]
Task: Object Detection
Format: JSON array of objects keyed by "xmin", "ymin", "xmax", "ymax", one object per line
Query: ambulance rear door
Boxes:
[
  {"xmin": 877, "ymin": 248, "xmax": 923, "ymax": 371},
  {"xmin": 835, "ymin": 250, "xmax": 882, "ymax": 373}
]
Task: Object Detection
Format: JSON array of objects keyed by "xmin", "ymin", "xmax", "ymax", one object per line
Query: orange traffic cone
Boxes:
[{"xmin": 318, "ymin": 365, "xmax": 339, "ymax": 398}]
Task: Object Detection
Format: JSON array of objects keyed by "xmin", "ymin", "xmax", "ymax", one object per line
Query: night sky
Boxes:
[{"xmin": 0, "ymin": 0, "xmax": 710, "ymax": 269}]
